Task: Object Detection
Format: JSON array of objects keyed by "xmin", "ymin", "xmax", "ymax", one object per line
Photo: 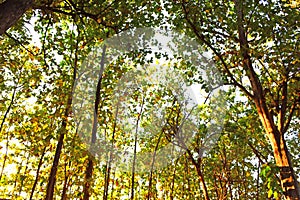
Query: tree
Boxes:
[{"xmin": 165, "ymin": 0, "xmax": 300, "ymax": 199}]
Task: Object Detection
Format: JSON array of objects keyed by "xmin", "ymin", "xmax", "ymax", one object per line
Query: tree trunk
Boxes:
[
  {"xmin": 103, "ymin": 112, "xmax": 118, "ymax": 200},
  {"xmin": 83, "ymin": 45, "xmax": 107, "ymax": 199},
  {"xmin": 45, "ymin": 76, "xmax": 74, "ymax": 200},
  {"xmin": 45, "ymin": 123, "xmax": 67, "ymax": 200},
  {"xmin": 83, "ymin": 156, "xmax": 93, "ymax": 200},
  {"xmin": 170, "ymin": 160, "xmax": 178, "ymax": 200},
  {"xmin": 147, "ymin": 129, "xmax": 164, "ymax": 200},
  {"xmin": 61, "ymin": 161, "xmax": 71, "ymax": 200},
  {"xmin": 130, "ymin": 95, "xmax": 146, "ymax": 200},
  {"xmin": 268, "ymin": 128, "xmax": 300, "ymax": 199},
  {"xmin": 0, "ymin": 0, "xmax": 33, "ymax": 35},
  {"xmin": 103, "ymin": 159, "xmax": 110, "ymax": 200},
  {"xmin": 195, "ymin": 162, "xmax": 210, "ymax": 200},
  {"xmin": 30, "ymin": 146, "xmax": 46, "ymax": 200},
  {"xmin": 186, "ymin": 150, "xmax": 210, "ymax": 200},
  {"xmin": 110, "ymin": 168, "xmax": 116, "ymax": 199},
  {"xmin": 0, "ymin": 87, "xmax": 16, "ymax": 184}
]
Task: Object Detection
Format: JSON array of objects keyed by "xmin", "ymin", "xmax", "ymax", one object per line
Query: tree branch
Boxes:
[
  {"xmin": 283, "ymin": 97, "xmax": 299, "ymax": 134},
  {"xmin": 181, "ymin": 1, "xmax": 254, "ymax": 99},
  {"xmin": 4, "ymin": 32, "xmax": 37, "ymax": 56}
]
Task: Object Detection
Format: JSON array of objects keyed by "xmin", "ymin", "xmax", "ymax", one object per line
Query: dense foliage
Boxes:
[{"xmin": 0, "ymin": 0, "xmax": 299, "ymax": 199}]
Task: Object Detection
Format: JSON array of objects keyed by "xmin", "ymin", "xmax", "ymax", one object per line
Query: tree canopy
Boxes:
[{"xmin": 0, "ymin": 0, "xmax": 299, "ymax": 199}]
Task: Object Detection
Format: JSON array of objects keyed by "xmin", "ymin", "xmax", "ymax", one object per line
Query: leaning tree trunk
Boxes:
[
  {"xmin": 45, "ymin": 33, "xmax": 78, "ymax": 199},
  {"xmin": 0, "ymin": 0, "xmax": 33, "ymax": 35},
  {"xmin": 30, "ymin": 146, "xmax": 47, "ymax": 200},
  {"xmin": 234, "ymin": 1, "xmax": 300, "ymax": 199},
  {"xmin": 45, "ymin": 91, "xmax": 73, "ymax": 200}
]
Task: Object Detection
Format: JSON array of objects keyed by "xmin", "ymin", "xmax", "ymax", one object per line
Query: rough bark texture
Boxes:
[{"xmin": 0, "ymin": 0, "xmax": 33, "ymax": 35}]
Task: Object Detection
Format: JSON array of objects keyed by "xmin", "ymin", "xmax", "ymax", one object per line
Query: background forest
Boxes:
[{"xmin": 0, "ymin": 0, "xmax": 299, "ymax": 199}]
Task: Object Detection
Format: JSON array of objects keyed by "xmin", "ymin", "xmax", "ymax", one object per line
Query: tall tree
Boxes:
[{"xmin": 165, "ymin": 0, "xmax": 300, "ymax": 199}]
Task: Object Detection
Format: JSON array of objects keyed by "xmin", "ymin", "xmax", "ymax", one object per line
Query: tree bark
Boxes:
[
  {"xmin": 0, "ymin": 0, "xmax": 33, "ymax": 35},
  {"xmin": 147, "ymin": 127, "xmax": 164, "ymax": 200},
  {"xmin": 61, "ymin": 161, "xmax": 71, "ymax": 200}
]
